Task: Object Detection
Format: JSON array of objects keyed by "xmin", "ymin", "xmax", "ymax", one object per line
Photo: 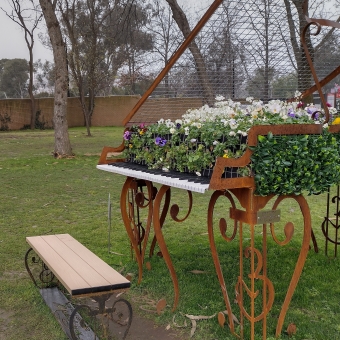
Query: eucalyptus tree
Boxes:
[
  {"xmin": 39, "ymin": 0, "xmax": 73, "ymax": 157},
  {"xmin": 1, "ymin": 0, "xmax": 42, "ymax": 129},
  {"xmin": 59, "ymin": 0, "xmax": 153, "ymax": 135},
  {"xmin": 0, "ymin": 58, "xmax": 29, "ymax": 98}
]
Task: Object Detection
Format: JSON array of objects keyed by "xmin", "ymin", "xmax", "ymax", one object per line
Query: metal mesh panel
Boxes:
[{"xmin": 126, "ymin": 0, "xmax": 340, "ymax": 126}]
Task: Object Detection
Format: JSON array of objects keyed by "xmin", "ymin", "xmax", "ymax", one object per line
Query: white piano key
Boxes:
[{"xmin": 96, "ymin": 164, "xmax": 210, "ymax": 194}]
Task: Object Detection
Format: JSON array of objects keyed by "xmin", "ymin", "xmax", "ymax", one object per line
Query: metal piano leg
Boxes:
[
  {"xmin": 120, "ymin": 177, "xmax": 154, "ymax": 283},
  {"xmin": 207, "ymin": 189, "xmax": 311, "ymax": 340}
]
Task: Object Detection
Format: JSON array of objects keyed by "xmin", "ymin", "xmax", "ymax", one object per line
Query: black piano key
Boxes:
[{"xmin": 108, "ymin": 162, "xmax": 214, "ymax": 184}]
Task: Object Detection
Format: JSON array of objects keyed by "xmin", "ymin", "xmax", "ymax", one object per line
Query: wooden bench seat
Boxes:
[{"xmin": 26, "ymin": 233, "xmax": 130, "ymax": 296}]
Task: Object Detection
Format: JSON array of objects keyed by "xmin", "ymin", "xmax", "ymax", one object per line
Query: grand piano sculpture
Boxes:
[{"xmin": 97, "ymin": 1, "xmax": 340, "ymax": 339}]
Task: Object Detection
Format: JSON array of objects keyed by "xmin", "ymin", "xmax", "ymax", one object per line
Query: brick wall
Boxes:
[{"xmin": 0, "ymin": 96, "xmax": 203, "ymax": 130}]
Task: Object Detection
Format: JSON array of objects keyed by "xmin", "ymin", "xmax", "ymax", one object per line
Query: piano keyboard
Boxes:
[{"xmin": 96, "ymin": 162, "xmax": 211, "ymax": 193}]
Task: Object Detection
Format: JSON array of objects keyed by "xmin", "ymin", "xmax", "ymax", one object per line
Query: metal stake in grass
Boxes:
[{"xmin": 108, "ymin": 193, "xmax": 112, "ymax": 254}]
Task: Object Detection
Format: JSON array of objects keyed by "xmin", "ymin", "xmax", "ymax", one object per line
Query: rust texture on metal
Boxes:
[
  {"xmin": 207, "ymin": 189, "xmax": 312, "ymax": 340},
  {"xmin": 120, "ymin": 177, "xmax": 154, "ymax": 284},
  {"xmin": 152, "ymin": 185, "xmax": 194, "ymax": 311},
  {"xmin": 98, "ymin": 144, "xmax": 126, "ymax": 165}
]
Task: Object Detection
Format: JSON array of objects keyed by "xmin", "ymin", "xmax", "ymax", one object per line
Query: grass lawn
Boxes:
[{"xmin": 0, "ymin": 127, "xmax": 340, "ymax": 340}]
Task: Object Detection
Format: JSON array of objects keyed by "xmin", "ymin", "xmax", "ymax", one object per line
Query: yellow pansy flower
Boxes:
[{"xmin": 332, "ymin": 117, "xmax": 340, "ymax": 125}]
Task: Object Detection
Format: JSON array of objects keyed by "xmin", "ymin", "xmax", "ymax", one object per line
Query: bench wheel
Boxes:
[{"xmin": 69, "ymin": 304, "xmax": 100, "ymax": 340}]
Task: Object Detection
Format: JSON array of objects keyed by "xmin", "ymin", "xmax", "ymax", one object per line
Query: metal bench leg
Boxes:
[
  {"xmin": 24, "ymin": 247, "xmax": 56, "ymax": 288},
  {"xmin": 69, "ymin": 294, "xmax": 133, "ymax": 340}
]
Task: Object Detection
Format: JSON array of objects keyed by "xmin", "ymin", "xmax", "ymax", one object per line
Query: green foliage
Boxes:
[
  {"xmin": 250, "ymin": 130, "xmax": 340, "ymax": 196},
  {"xmin": 122, "ymin": 123, "xmax": 235, "ymax": 173},
  {"xmin": 272, "ymin": 72, "xmax": 298, "ymax": 99},
  {"xmin": 0, "ymin": 58, "xmax": 29, "ymax": 98}
]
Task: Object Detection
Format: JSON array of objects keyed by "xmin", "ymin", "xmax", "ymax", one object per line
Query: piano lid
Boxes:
[{"xmin": 122, "ymin": 0, "xmax": 340, "ymax": 129}]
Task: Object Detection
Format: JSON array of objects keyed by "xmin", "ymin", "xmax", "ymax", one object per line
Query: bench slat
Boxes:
[
  {"xmin": 26, "ymin": 234, "xmax": 130, "ymax": 296},
  {"xmin": 55, "ymin": 234, "xmax": 130, "ymax": 286}
]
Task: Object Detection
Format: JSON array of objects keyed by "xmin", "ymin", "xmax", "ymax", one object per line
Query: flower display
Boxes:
[{"xmin": 122, "ymin": 97, "xmax": 340, "ymax": 195}]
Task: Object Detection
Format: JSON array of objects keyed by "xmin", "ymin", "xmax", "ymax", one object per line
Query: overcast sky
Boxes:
[{"xmin": 0, "ymin": 0, "xmax": 211, "ymax": 63}]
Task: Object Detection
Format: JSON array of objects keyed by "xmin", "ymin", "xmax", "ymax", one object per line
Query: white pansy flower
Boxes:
[
  {"xmin": 170, "ymin": 127, "xmax": 176, "ymax": 134},
  {"xmin": 215, "ymin": 95, "xmax": 225, "ymax": 101},
  {"xmin": 190, "ymin": 138, "xmax": 197, "ymax": 143},
  {"xmin": 294, "ymin": 90, "xmax": 302, "ymax": 98},
  {"xmin": 213, "ymin": 140, "xmax": 219, "ymax": 145},
  {"xmin": 184, "ymin": 126, "xmax": 190, "ymax": 135},
  {"xmin": 229, "ymin": 131, "xmax": 236, "ymax": 136},
  {"xmin": 229, "ymin": 119, "xmax": 238, "ymax": 130},
  {"xmin": 158, "ymin": 118, "xmax": 164, "ymax": 124}
]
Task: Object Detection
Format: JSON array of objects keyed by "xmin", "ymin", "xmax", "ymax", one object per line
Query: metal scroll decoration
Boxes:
[
  {"xmin": 69, "ymin": 296, "xmax": 133, "ymax": 340},
  {"xmin": 152, "ymin": 185, "xmax": 193, "ymax": 311},
  {"xmin": 322, "ymin": 186, "xmax": 340, "ymax": 257},
  {"xmin": 120, "ymin": 177, "xmax": 154, "ymax": 284},
  {"xmin": 207, "ymin": 190, "xmax": 311, "ymax": 339},
  {"xmin": 301, "ymin": 0, "xmax": 340, "ymax": 122},
  {"xmin": 24, "ymin": 248, "xmax": 55, "ymax": 288}
]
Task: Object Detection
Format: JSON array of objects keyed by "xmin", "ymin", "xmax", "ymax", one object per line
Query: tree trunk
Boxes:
[
  {"xmin": 39, "ymin": 0, "xmax": 73, "ymax": 157},
  {"xmin": 28, "ymin": 49, "xmax": 36, "ymax": 129},
  {"xmin": 165, "ymin": 0, "xmax": 215, "ymax": 105},
  {"xmin": 285, "ymin": 0, "xmax": 313, "ymax": 99}
]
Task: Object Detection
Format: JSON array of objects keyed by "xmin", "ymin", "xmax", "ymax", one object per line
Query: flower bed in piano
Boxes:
[{"xmin": 122, "ymin": 95, "xmax": 340, "ymax": 195}]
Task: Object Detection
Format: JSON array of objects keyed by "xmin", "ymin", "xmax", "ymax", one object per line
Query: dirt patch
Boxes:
[
  {"xmin": 126, "ymin": 312, "xmax": 184, "ymax": 340},
  {"xmin": 0, "ymin": 309, "xmax": 13, "ymax": 340}
]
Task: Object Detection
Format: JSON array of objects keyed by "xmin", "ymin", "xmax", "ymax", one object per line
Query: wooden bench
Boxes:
[{"xmin": 25, "ymin": 233, "xmax": 132, "ymax": 340}]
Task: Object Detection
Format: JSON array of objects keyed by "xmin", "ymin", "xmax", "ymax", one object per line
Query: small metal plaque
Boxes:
[{"xmin": 256, "ymin": 210, "xmax": 281, "ymax": 224}]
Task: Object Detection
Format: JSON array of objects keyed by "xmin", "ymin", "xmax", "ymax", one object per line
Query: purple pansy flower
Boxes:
[
  {"xmin": 288, "ymin": 108, "xmax": 296, "ymax": 118},
  {"xmin": 123, "ymin": 131, "xmax": 131, "ymax": 140},
  {"xmin": 155, "ymin": 137, "xmax": 167, "ymax": 147},
  {"xmin": 176, "ymin": 123, "xmax": 181, "ymax": 129}
]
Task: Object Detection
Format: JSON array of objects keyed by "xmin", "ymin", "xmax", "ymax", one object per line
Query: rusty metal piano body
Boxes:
[{"xmin": 97, "ymin": 1, "xmax": 340, "ymax": 338}]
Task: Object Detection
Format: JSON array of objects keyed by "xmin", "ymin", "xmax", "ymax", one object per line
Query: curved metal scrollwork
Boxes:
[
  {"xmin": 24, "ymin": 248, "xmax": 55, "ymax": 288},
  {"xmin": 269, "ymin": 195, "xmax": 311, "ymax": 337},
  {"xmin": 120, "ymin": 177, "xmax": 154, "ymax": 284},
  {"xmin": 152, "ymin": 185, "xmax": 194, "ymax": 311},
  {"xmin": 207, "ymin": 190, "xmax": 238, "ymax": 336},
  {"xmin": 69, "ymin": 297, "xmax": 133, "ymax": 340},
  {"xmin": 170, "ymin": 190, "xmax": 193, "ymax": 222},
  {"xmin": 322, "ymin": 186, "xmax": 340, "ymax": 257}
]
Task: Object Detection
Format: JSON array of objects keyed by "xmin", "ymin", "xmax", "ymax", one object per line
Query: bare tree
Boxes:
[
  {"xmin": 39, "ymin": 0, "xmax": 72, "ymax": 157},
  {"xmin": 165, "ymin": 0, "xmax": 215, "ymax": 105},
  {"xmin": 1, "ymin": 0, "xmax": 42, "ymax": 129},
  {"xmin": 145, "ymin": 0, "xmax": 181, "ymax": 96},
  {"xmin": 284, "ymin": 0, "xmax": 340, "ymax": 96}
]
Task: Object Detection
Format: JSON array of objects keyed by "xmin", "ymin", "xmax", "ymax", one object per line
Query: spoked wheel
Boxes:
[{"xmin": 69, "ymin": 304, "xmax": 100, "ymax": 340}]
